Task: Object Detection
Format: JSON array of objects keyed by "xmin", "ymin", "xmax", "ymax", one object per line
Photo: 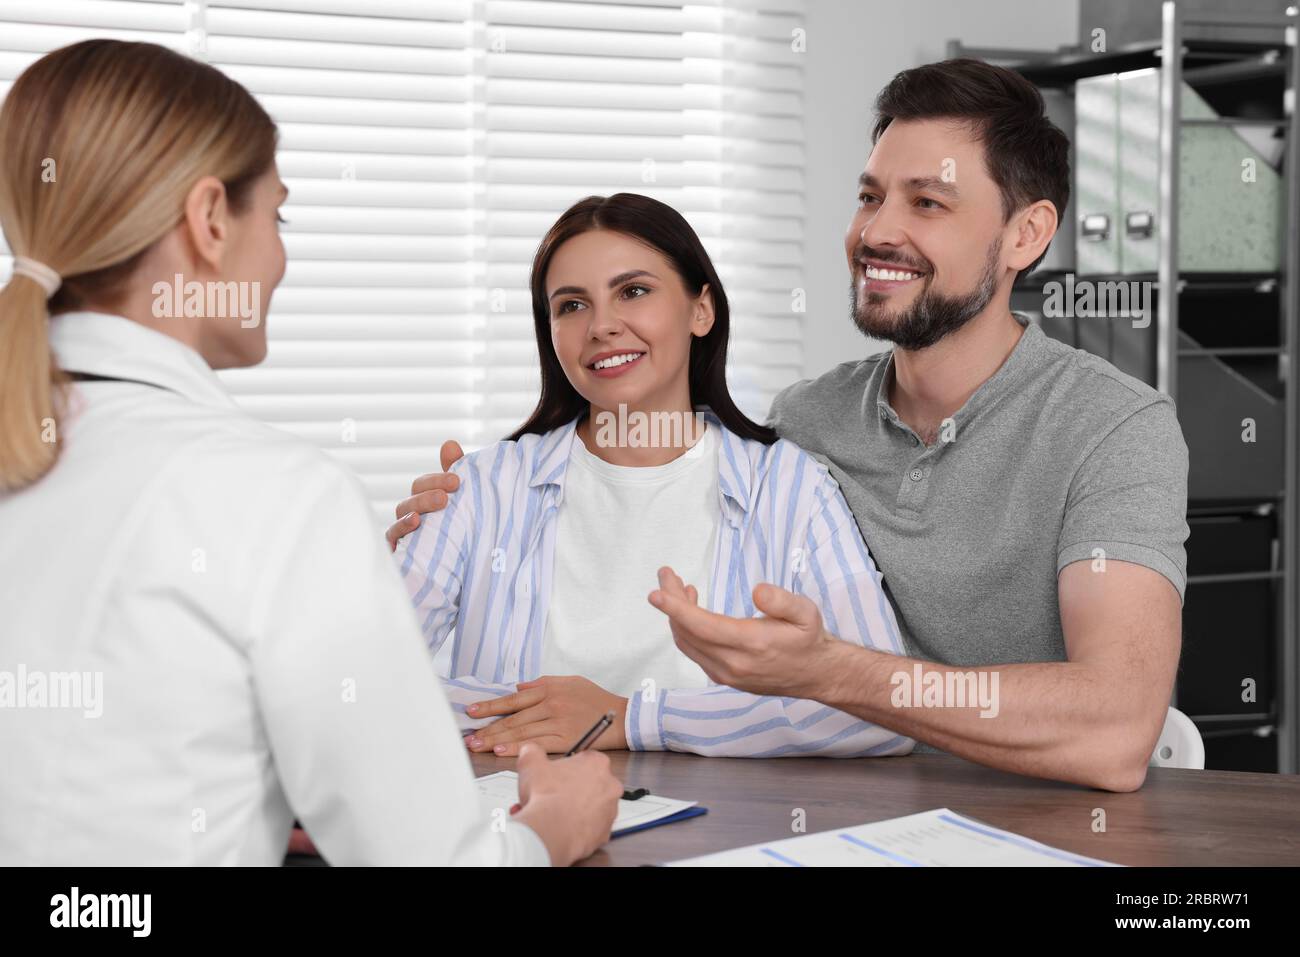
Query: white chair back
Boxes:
[{"xmin": 1149, "ymin": 707, "xmax": 1205, "ymax": 769}]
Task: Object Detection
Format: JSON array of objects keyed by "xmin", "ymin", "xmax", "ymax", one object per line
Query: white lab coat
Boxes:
[{"xmin": 0, "ymin": 312, "xmax": 548, "ymax": 866}]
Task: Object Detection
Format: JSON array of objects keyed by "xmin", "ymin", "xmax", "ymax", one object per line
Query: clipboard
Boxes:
[{"xmin": 476, "ymin": 770, "xmax": 706, "ymax": 837}]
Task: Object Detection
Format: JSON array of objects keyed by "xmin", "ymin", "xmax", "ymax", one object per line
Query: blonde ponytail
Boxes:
[
  {"xmin": 0, "ymin": 276, "xmax": 62, "ymax": 488},
  {"xmin": 0, "ymin": 40, "xmax": 277, "ymax": 492}
]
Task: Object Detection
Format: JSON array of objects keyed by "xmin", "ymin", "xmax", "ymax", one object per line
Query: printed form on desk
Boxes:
[
  {"xmin": 667, "ymin": 808, "xmax": 1119, "ymax": 867},
  {"xmin": 477, "ymin": 770, "xmax": 700, "ymax": 837}
]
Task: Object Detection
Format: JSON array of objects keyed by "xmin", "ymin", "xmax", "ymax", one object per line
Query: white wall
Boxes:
[{"xmin": 798, "ymin": 0, "xmax": 1080, "ymax": 380}]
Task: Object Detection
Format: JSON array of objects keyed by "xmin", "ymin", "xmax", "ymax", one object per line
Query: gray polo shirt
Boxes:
[{"xmin": 769, "ymin": 316, "xmax": 1189, "ymax": 671}]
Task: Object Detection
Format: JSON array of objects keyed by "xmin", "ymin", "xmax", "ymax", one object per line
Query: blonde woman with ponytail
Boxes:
[{"xmin": 0, "ymin": 40, "xmax": 618, "ymax": 866}]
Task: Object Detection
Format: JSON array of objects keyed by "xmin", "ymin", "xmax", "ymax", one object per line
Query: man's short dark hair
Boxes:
[{"xmin": 872, "ymin": 57, "xmax": 1070, "ymax": 278}]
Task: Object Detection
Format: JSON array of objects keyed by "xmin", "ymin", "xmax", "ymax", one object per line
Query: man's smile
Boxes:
[{"xmin": 857, "ymin": 256, "xmax": 929, "ymax": 294}]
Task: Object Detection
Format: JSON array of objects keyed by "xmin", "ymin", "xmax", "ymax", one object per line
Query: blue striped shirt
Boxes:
[{"xmin": 395, "ymin": 411, "xmax": 913, "ymax": 758}]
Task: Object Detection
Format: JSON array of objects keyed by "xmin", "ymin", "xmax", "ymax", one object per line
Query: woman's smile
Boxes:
[{"xmin": 586, "ymin": 349, "xmax": 646, "ymax": 378}]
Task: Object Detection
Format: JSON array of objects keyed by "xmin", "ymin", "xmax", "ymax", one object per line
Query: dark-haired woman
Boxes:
[{"xmin": 396, "ymin": 194, "xmax": 913, "ymax": 759}]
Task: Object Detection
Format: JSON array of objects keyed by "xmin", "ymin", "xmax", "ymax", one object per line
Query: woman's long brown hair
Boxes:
[{"xmin": 508, "ymin": 192, "xmax": 776, "ymax": 445}]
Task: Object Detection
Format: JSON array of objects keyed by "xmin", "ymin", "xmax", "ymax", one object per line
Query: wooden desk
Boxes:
[{"xmin": 470, "ymin": 750, "xmax": 1300, "ymax": 866}]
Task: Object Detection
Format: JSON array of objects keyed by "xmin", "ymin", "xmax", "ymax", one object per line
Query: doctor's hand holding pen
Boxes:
[{"xmin": 508, "ymin": 742, "xmax": 623, "ymax": 866}]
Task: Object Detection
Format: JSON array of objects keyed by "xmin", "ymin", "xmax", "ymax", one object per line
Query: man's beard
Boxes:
[{"xmin": 849, "ymin": 238, "xmax": 1001, "ymax": 351}]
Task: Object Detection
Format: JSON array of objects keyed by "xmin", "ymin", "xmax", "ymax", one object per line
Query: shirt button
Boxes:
[{"xmin": 909, "ymin": 467, "xmax": 924, "ymax": 482}]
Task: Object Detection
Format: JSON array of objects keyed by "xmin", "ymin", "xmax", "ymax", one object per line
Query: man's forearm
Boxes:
[{"xmin": 811, "ymin": 641, "xmax": 1164, "ymax": 791}]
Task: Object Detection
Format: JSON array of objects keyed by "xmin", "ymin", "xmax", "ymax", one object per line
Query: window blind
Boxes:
[{"xmin": 0, "ymin": 0, "xmax": 807, "ymax": 519}]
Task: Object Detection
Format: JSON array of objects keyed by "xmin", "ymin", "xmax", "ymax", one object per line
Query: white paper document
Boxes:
[
  {"xmin": 667, "ymin": 808, "xmax": 1119, "ymax": 867},
  {"xmin": 477, "ymin": 770, "xmax": 698, "ymax": 836}
]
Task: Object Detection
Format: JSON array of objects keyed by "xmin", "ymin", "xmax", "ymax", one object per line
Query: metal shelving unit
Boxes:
[
  {"xmin": 1157, "ymin": 2, "xmax": 1299, "ymax": 775},
  {"xmin": 952, "ymin": 1, "xmax": 1300, "ymax": 774}
]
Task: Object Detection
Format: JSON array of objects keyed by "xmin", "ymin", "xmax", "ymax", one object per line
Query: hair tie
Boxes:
[{"xmin": 12, "ymin": 256, "xmax": 62, "ymax": 298}]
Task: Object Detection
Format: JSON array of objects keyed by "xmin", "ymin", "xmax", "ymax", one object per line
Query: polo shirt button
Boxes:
[{"xmin": 909, "ymin": 467, "xmax": 924, "ymax": 482}]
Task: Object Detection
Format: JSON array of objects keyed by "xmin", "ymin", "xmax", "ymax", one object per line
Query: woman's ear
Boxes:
[
  {"xmin": 181, "ymin": 175, "xmax": 230, "ymax": 274},
  {"xmin": 691, "ymin": 283, "xmax": 716, "ymax": 337}
]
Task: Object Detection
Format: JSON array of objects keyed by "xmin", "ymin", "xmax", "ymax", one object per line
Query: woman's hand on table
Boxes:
[{"xmin": 465, "ymin": 676, "xmax": 629, "ymax": 756}]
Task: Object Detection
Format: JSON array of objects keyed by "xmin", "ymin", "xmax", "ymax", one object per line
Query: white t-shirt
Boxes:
[{"xmin": 540, "ymin": 424, "xmax": 719, "ymax": 698}]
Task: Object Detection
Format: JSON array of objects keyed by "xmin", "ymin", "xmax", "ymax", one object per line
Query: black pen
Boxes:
[
  {"xmin": 563, "ymin": 710, "xmax": 615, "ymax": 756},
  {"xmin": 560, "ymin": 711, "xmax": 649, "ymax": 801}
]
